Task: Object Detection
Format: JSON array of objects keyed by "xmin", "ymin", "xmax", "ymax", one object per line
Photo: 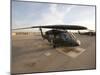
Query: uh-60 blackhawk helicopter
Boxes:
[{"xmin": 13, "ymin": 25, "xmax": 87, "ymax": 48}]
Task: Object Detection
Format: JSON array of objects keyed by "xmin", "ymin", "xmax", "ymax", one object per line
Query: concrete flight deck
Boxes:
[{"xmin": 11, "ymin": 32, "xmax": 96, "ymax": 74}]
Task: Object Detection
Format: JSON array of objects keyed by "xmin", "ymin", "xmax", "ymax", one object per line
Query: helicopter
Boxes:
[{"xmin": 13, "ymin": 25, "xmax": 87, "ymax": 48}]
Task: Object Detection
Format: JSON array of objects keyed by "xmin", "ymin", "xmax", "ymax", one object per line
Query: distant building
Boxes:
[{"xmin": 12, "ymin": 32, "xmax": 39, "ymax": 36}]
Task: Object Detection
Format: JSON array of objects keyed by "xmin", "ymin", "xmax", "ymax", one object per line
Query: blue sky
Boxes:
[{"xmin": 12, "ymin": 1, "xmax": 95, "ymax": 31}]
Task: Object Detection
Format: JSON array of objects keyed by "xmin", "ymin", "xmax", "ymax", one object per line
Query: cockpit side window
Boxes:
[
  {"xmin": 49, "ymin": 34, "xmax": 54, "ymax": 39},
  {"xmin": 55, "ymin": 34, "xmax": 60, "ymax": 39}
]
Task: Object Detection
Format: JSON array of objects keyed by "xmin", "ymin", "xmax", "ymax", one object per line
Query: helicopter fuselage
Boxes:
[{"xmin": 42, "ymin": 29, "xmax": 80, "ymax": 48}]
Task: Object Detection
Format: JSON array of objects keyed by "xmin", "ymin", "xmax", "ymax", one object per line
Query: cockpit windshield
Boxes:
[
  {"xmin": 60, "ymin": 32, "xmax": 77, "ymax": 41},
  {"xmin": 68, "ymin": 32, "xmax": 77, "ymax": 40}
]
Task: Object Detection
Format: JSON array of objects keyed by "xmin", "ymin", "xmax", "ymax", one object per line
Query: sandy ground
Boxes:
[{"xmin": 11, "ymin": 33, "xmax": 96, "ymax": 74}]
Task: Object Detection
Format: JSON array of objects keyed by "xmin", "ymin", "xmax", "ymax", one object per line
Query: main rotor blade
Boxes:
[
  {"xmin": 35, "ymin": 25, "xmax": 87, "ymax": 30},
  {"xmin": 12, "ymin": 25, "xmax": 87, "ymax": 30}
]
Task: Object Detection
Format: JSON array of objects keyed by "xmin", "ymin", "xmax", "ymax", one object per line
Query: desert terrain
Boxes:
[{"xmin": 11, "ymin": 32, "xmax": 96, "ymax": 74}]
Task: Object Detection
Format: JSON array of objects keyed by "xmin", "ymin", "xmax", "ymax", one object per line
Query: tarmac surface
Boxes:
[{"xmin": 11, "ymin": 33, "xmax": 96, "ymax": 74}]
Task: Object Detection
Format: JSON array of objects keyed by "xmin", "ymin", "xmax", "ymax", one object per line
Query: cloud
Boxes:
[
  {"xmin": 63, "ymin": 5, "xmax": 95, "ymax": 25},
  {"xmin": 12, "ymin": 1, "xmax": 95, "ymax": 31},
  {"xmin": 12, "ymin": 1, "xmax": 51, "ymax": 28},
  {"xmin": 35, "ymin": 4, "xmax": 74, "ymax": 25},
  {"xmin": 32, "ymin": 4, "xmax": 95, "ymax": 30}
]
